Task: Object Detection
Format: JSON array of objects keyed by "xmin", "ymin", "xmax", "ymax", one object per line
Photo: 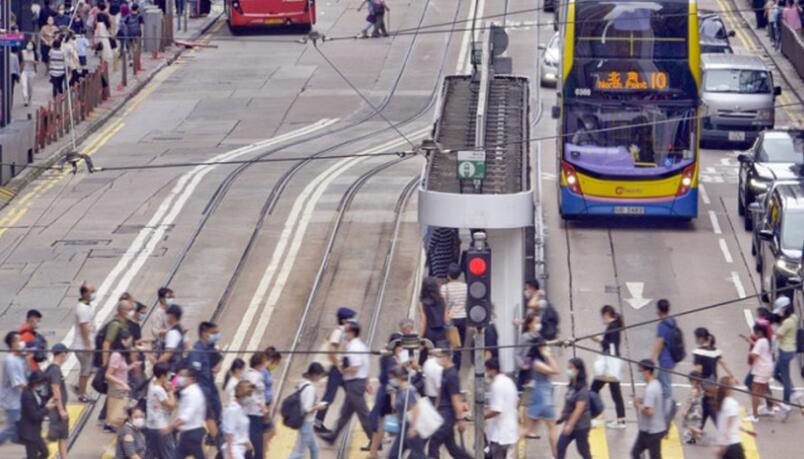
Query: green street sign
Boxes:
[{"xmin": 457, "ymin": 150, "xmax": 486, "ymax": 180}]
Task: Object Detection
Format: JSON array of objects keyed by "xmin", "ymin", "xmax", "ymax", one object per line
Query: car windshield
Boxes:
[
  {"xmin": 564, "ymin": 104, "xmax": 695, "ymax": 176},
  {"xmin": 703, "ymin": 69, "xmax": 771, "ymax": 94},
  {"xmin": 758, "ymin": 133, "xmax": 804, "ymax": 163},
  {"xmin": 781, "ymin": 211, "xmax": 804, "ymax": 251}
]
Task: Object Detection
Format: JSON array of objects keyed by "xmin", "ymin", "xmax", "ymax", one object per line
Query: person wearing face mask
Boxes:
[
  {"xmin": 222, "ymin": 380, "xmax": 255, "ymax": 459},
  {"xmin": 288, "ymin": 362, "xmax": 328, "ymax": 459},
  {"xmin": 523, "ymin": 336, "xmax": 559, "ymax": 456},
  {"xmin": 243, "ymin": 352, "xmax": 269, "ymax": 459},
  {"xmin": 115, "ymin": 407, "xmax": 147, "ymax": 459},
  {"xmin": 19, "ymin": 371, "xmax": 57, "ymax": 459},
  {"xmin": 162, "ymin": 367, "xmax": 207, "ymax": 459},
  {"xmin": 74, "ymin": 282, "xmax": 97, "ymax": 403},
  {"xmin": 0, "ymin": 332, "xmax": 28, "ymax": 446},
  {"xmin": 20, "ymin": 40, "xmax": 38, "ymax": 107},
  {"xmin": 485, "ymin": 358, "xmax": 519, "ymax": 459},
  {"xmin": 556, "ymin": 358, "xmax": 592, "ymax": 459},
  {"xmin": 150, "ymin": 287, "xmax": 175, "ymax": 347},
  {"xmin": 366, "ymin": 334, "xmax": 405, "ymax": 458},
  {"xmin": 156, "ymin": 304, "xmax": 186, "ymax": 373},
  {"xmin": 590, "ymin": 305, "xmax": 626, "ymax": 430},
  {"xmin": 188, "ymin": 321, "xmax": 223, "ymax": 445},
  {"xmin": 105, "ymin": 329, "xmax": 137, "ymax": 432},
  {"xmin": 630, "ymin": 359, "xmax": 666, "ymax": 459},
  {"xmin": 145, "ymin": 362, "xmax": 176, "ymax": 459},
  {"xmin": 19, "ymin": 309, "xmax": 46, "ymax": 372}
]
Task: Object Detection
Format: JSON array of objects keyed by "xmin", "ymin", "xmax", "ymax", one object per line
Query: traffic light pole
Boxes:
[
  {"xmin": 473, "ymin": 328, "xmax": 484, "ymax": 459},
  {"xmin": 468, "ymin": 231, "xmax": 489, "ymax": 459}
]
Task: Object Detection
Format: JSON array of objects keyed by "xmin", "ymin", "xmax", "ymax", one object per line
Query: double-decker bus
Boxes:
[
  {"xmin": 226, "ymin": 0, "xmax": 316, "ymax": 33},
  {"xmin": 557, "ymin": 0, "xmax": 701, "ymax": 219}
]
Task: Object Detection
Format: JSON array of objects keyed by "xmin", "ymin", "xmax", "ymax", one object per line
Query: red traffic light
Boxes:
[{"xmin": 468, "ymin": 257, "xmax": 487, "ymax": 276}]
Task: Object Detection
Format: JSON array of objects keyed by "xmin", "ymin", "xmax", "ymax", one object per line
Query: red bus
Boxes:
[{"xmin": 226, "ymin": 0, "xmax": 316, "ymax": 32}]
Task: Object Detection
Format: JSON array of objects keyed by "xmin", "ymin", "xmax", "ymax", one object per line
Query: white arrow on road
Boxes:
[{"xmin": 625, "ymin": 282, "xmax": 652, "ymax": 310}]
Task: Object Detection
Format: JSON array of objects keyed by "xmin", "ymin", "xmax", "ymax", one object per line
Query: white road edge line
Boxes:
[
  {"xmin": 719, "ymin": 238, "xmax": 733, "ymax": 263},
  {"xmin": 744, "ymin": 309, "xmax": 755, "ymax": 329},
  {"xmin": 61, "ymin": 118, "xmax": 339, "ymax": 374},
  {"xmin": 699, "ymin": 183, "xmax": 711, "ymax": 205},
  {"xmin": 731, "ymin": 271, "xmax": 746, "ymax": 297},
  {"xmin": 709, "ymin": 210, "xmax": 722, "ymax": 234}
]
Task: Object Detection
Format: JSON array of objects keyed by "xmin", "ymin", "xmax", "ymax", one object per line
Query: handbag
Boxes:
[
  {"xmin": 367, "ymin": 14, "xmax": 376, "ymax": 22},
  {"xmin": 408, "ymin": 397, "xmax": 443, "ymax": 439},
  {"xmin": 592, "ymin": 343, "xmax": 623, "ymax": 382},
  {"xmin": 446, "ymin": 325, "xmax": 462, "ymax": 348}
]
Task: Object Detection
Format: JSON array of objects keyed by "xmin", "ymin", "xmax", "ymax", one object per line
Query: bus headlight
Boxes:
[
  {"xmin": 676, "ymin": 164, "xmax": 696, "ymax": 196},
  {"xmin": 749, "ymin": 177, "xmax": 770, "ymax": 191}
]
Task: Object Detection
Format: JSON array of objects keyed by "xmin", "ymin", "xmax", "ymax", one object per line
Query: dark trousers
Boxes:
[
  {"xmin": 175, "ymin": 427, "xmax": 205, "ymax": 459},
  {"xmin": 721, "ymin": 443, "xmax": 746, "ymax": 459},
  {"xmin": 51, "ymin": 75, "xmax": 65, "ymax": 97},
  {"xmin": 248, "ymin": 415, "xmax": 264, "ymax": 459},
  {"xmin": 701, "ymin": 394, "xmax": 717, "ymax": 429},
  {"xmin": 315, "ymin": 366, "xmax": 343, "ymax": 426},
  {"xmin": 329, "ymin": 379, "xmax": 372, "ymax": 440},
  {"xmin": 591, "ymin": 379, "xmax": 625, "ymax": 419},
  {"xmin": 144, "ymin": 427, "xmax": 176, "ymax": 459},
  {"xmin": 452, "ymin": 318, "xmax": 467, "ymax": 370},
  {"xmin": 24, "ymin": 437, "xmax": 49, "ymax": 459},
  {"xmin": 556, "ymin": 428, "xmax": 591, "ymax": 459},
  {"xmin": 630, "ymin": 431, "xmax": 663, "ymax": 459},
  {"xmin": 489, "ymin": 442, "xmax": 512, "ymax": 459},
  {"xmin": 427, "ymin": 412, "xmax": 471, "ymax": 459},
  {"xmin": 388, "ymin": 428, "xmax": 426, "ymax": 459}
]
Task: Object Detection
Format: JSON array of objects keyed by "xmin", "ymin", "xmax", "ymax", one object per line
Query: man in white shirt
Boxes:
[
  {"xmin": 440, "ymin": 263, "xmax": 468, "ymax": 368},
  {"xmin": 484, "ymin": 358, "xmax": 519, "ymax": 459},
  {"xmin": 163, "ymin": 367, "xmax": 206, "ymax": 459},
  {"xmin": 423, "ymin": 346, "xmax": 445, "ymax": 402},
  {"xmin": 74, "ymin": 282, "xmax": 96, "ymax": 403},
  {"xmin": 319, "ymin": 321, "xmax": 373, "ymax": 444},
  {"xmin": 314, "ymin": 307, "xmax": 356, "ymax": 433},
  {"xmin": 289, "ymin": 362, "xmax": 328, "ymax": 459}
]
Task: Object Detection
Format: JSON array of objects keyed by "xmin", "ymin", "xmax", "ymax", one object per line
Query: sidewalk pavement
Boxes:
[{"xmin": 1, "ymin": 4, "xmax": 224, "ymax": 204}]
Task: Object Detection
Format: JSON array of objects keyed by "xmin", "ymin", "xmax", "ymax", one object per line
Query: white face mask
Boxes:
[
  {"xmin": 16, "ymin": 341, "xmax": 26, "ymax": 352},
  {"xmin": 132, "ymin": 418, "xmax": 145, "ymax": 429},
  {"xmin": 90, "ymin": 292, "xmax": 97, "ymax": 302},
  {"xmin": 165, "ymin": 298, "xmax": 175, "ymax": 306}
]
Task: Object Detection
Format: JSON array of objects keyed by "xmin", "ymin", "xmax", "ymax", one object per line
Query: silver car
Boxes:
[{"xmin": 540, "ymin": 32, "xmax": 560, "ymax": 87}]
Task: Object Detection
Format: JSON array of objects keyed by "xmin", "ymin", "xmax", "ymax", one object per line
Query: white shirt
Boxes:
[
  {"xmin": 165, "ymin": 327, "xmax": 183, "ymax": 350},
  {"xmin": 176, "ymin": 383, "xmax": 206, "ymax": 431},
  {"xmin": 486, "ymin": 374, "xmax": 519, "ymax": 445},
  {"xmin": 224, "ymin": 376, "xmax": 239, "ymax": 409},
  {"xmin": 343, "ymin": 338, "xmax": 370, "ymax": 381},
  {"xmin": 146, "ymin": 381, "xmax": 171, "ymax": 429},
  {"xmin": 74, "ymin": 301, "xmax": 95, "ymax": 350},
  {"xmin": 298, "ymin": 379, "xmax": 317, "ymax": 421},
  {"xmin": 716, "ymin": 396, "xmax": 741, "ymax": 446},
  {"xmin": 440, "ymin": 281, "xmax": 468, "ymax": 319},
  {"xmin": 242, "ymin": 368, "xmax": 266, "ymax": 416},
  {"xmin": 222, "ymin": 402, "xmax": 250, "ymax": 446},
  {"xmin": 422, "ymin": 357, "xmax": 443, "ymax": 398}
]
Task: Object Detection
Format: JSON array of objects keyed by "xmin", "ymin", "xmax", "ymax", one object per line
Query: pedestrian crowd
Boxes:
[{"xmin": 755, "ymin": 0, "xmax": 803, "ymax": 49}]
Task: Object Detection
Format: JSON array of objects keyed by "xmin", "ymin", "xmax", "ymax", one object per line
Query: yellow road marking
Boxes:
[
  {"xmin": 270, "ymin": 423, "xmax": 301, "ymax": 456},
  {"xmin": 739, "ymin": 407, "xmax": 760, "ymax": 459},
  {"xmin": 589, "ymin": 425, "xmax": 609, "ymax": 459},
  {"xmin": 660, "ymin": 422, "xmax": 684, "ymax": 459},
  {"xmin": 46, "ymin": 403, "xmax": 86, "ymax": 458}
]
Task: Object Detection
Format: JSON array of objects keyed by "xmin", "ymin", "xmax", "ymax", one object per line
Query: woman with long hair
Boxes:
[
  {"xmin": 523, "ymin": 336, "xmax": 559, "ymax": 457},
  {"xmin": 516, "ymin": 312, "xmax": 541, "ymax": 390},
  {"xmin": 105, "ymin": 329, "xmax": 135, "ymax": 432},
  {"xmin": 418, "ymin": 276, "xmax": 448, "ymax": 364},
  {"xmin": 223, "ymin": 357, "xmax": 246, "ymax": 408},
  {"xmin": 715, "ymin": 377, "xmax": 753, "ymax": 458},
  {"xmin": 556, "ymin": 358, "xmax": 592, "ymax": 459},
  {"xmin": 590, "ymin": 305, "xmax": 626, "ymax": 429},
  {"xmin": 745, "ymin": 323, "xmax": 778, "ymax": 422},
  {"xmin": 692, "ymin": 327, "xmax": 734, "ymax": 434}
]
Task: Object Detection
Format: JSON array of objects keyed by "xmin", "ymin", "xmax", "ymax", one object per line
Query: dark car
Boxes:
[
  {"xmin": 737, "ymin": 129, "xmax": 804, "ymax": 230},
  {"xmin": 699, "ymin": 11, "xmax": 735, "ymax": 53}
]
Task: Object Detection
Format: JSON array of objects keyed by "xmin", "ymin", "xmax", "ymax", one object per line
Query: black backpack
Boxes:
[
  {"xmin": 281, "ymin": 383, "xmax": 310, "ymax": 430},
  {"xmin": 666, "ymin": 321, "xmax": 686, "ymax": 363},
  {"xmin": 540, "ymin": 304, "xmax": 560, "ymax": 340}
]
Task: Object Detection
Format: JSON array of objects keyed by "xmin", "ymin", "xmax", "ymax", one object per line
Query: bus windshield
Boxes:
[{"xmin": 564, "ymin": 104, "xmax": 695, "ymax": 176}]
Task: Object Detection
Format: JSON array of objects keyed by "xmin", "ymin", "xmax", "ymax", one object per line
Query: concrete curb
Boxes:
[{"xmin": 1, "ymin": 12, "xmax": 223, "ymax": 204}]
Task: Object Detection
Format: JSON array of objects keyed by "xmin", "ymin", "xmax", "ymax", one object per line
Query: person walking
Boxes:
[
  {"xmin": 773, "ymin": 296, "xmax": 796, "ymax": 417},
  {"xmin": 0, "ymin": 331, "xmax": 28, "ymax": 446},
  {"xmin": 755, "ymin": 0, "xmax": 769, "ymax": 28},
  {"xmin": 427, "ymin": 347, "xmax": 472, "ymax": 459},
  {"xmin": 769, "ymin": 0, "xmax": 783, "ymax": 49},
  {"xmin": 319, "ymin": 321, "xmax": 373, "ymax": 445},
  {"xmin": 115, "ymin": 407, "xmax": 147, "ymax": 459},
  {"xmin": 156, "ymin": 304, "xmax": 186, "ymax": 373},
  {"xmin": 243, "ymin": 352, "xmax": 269, "ymax": 459},
  {"xmin": 40, "ymin": 15, "xmax": 58, "ymax": 64},
  {"xmin": 371, "ymin": 0, "xmax": 389, "ymax": 37},
  {"xmin": 74, "ymin": 282, "xmax": 96, "ymax": 403},
  {"xmin": 485, "ymin": 358, "xmax": 519, "ymax": 459},
  {"xmin": 45, "ymin": 344, "xmax": 70, "ymax": 459},
  {"xmin": 150, "ymin": 287, "xmax": 175, "ymax": 347},
  {"xmin": 18, "ymin": 309, "xmax": 46, "ymax": 372},
  {"xmin": 556, "ymin": 358, "xmax": 592, "ymax": 459},
  {"xmin": 524, "ymin": 336, "xmax": 559, "ymax": 456},
  {"xmin": 387, "ymin": 366, "xmax": 426, "ymax": 459},
  {"xmin": 591, "ymin": 305, "xmax": 626, "ymax": 430},
  {"xmin": 19, "ymin": 371, "xmax": 55, "ymax": 459},
  {"xmin": 222, "ymin": 380, "xmax": 255, "ymax": 459},
  {"xmin": 367, "ymin": 334, "xmax": 405, "ymax": 457},
  {"xmin": 784, "ymin": 0, "xmax": 803, "ymax": 30},
  {"xmin": 716, "ymin": 378, "xmax": 752, "ymax": 459},
  {"xmin": 63, "ymin": 32, "xmax": 81, "ymax": 86},
  {"xmin": 223, "ymin": 358, "xmax": 246, "ymax": 409},
  {"xmin": 440, "ymin": 263, "xmax": 468, "ymax": 369},
  {"xmin": 422, "ymin": 345, "xmax": 444, "ymax": 404},
  {"xmin": 652, "ymin": 299, "xmax": 679, "ymax": 400},
  {"xmin": 163, "ymin": 367, "xmax": 207, "ymax": 459},
  {"xmin": 261, "ymin": 346, "xmax": 282, "ymax": 456},
  {"xmin": 630, "ymin": 359, "xmax": 666, "ymax": 459},
  {"xmin": 426, "ymin": 227, "xmax": 459, "ymax": 279},
  {"xmin": 418, "ymin": 277, "xmax": 448, "ymax": 366},
  {"xmin": 145, "ymin": 362, "xmax": 176, "ymax": 459},
  {"xmin": 20, "ymin": 41, "xmax": 38, "ymax": 107},
  {"xmin": 691, "ymin": 327, "xmax": 734, "ymax": 432},
  {"xmin": 314, "ymin": 307, "xmax": 356, "ymax": 433},
  {"xmin": 94, "ymin": 7, "xmax": 114, "ymax": 67},
  {"xmin": 356, "ymin": 0, "xmax": 375, "ymax": 38},
  {"xmin": 516, "ymin": 313, "xmax": 541, "ymax": 390},
  {"xmin": 288, "ymin": 362, "xmax": 328, "ymax": 459},
  {"xmin": 106, "ymin": 329, "xmax": 135, "ymax": 432},
  {"xmin": 123, "ymin": 3, "xmax": 144, "ymax": 67},
  {"xmin": 187, "ymin": 321, "xmax": 222, "ymax": 443},
  {"xmin": 745, "ymin": 323, "xmax": 778, "ymax": 422}
]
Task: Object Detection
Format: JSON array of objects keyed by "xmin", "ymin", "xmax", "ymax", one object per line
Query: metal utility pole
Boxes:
[
  {"xmin": 0, "ymin": 0, "xmax": 12, "ymax": 127},
  {"xmin": 465, "ymin": 231, "xmax": 491, "ymax": 459}
]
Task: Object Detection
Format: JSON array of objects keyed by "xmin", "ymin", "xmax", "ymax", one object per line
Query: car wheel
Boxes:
[
  {"xmin": 744, "ymin": 214, "xmax": 753, "ymax": 231},
  {"xmin": 738, "ymin": 187, "xmax": 746, "ymax": 217},
  {"xmin": 756, "ymin": 253, "xmax": 762, "ymax": 273},
  {"xmin": 751, "ymin": 240, "xmax": 756, "ymax": 256}
]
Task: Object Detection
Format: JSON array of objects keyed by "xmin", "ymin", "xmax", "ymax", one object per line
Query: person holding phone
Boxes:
[
  {"xmin": 19, "ymin": 371, "xmax": 56, "ymax": 459},
  {"xmin": 288, "ymin": 363, "xmax": 328, "ymax": 459}
]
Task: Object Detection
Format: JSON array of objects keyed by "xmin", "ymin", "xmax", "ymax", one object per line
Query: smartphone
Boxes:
[{"xmin": 319, "ymin": 401, "xmax": 329, "ymax": 407}]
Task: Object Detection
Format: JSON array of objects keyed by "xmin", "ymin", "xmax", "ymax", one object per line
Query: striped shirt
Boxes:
[
  {"xmin": 48, "ymin": 49, "xmax": 66, "ymax": 77},
  {"xmin": 440, "ymin": 281, "xmax": 467, "ymax": 319}
]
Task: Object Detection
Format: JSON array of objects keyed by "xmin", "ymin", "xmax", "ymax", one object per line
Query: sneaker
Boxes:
[
  {"xmin": 77, "ymin": 395, "xmax": 91, "ymax": 403},
  {"xmin": 742, "ymin": 415, "xmax": 759, "ymax": 423},
  {"xmin": 779, "ymin": 404, "xmax": 792, "ymax": 421},
  {"xmin": 606, "ymin": 419, "xmax": 627, "ymax": 430},
  {"xmin": 102, "ymin": 424, "xmax": 117, "ymax": 433},
  {"xmin": 757, "ymin": 405, "xmax": 771, "ymax": 416},
  {"xmin": 313, "ymin": 425, "xmax": 331, "ymax": 435},
  {"xmin": 591, "ymin": 418, "xmax": 605, "ymax": 428}
]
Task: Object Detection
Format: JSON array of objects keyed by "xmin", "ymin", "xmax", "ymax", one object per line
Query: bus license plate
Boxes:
[
  {"xmin": 728, "ymin": 131, "xmax": 745, "ymax": 142},
  {"xmin": 265, "ymin": 18, "xmax": 283, "ymax": 25},
  {"xmin": 614, "ymin": 206, "xmax": 645, "ymax": 215}
]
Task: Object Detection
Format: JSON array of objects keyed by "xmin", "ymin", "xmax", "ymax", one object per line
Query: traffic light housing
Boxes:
[{"xmin": 465, "ymin": 247, "xmax": 491, "ymax": 327}]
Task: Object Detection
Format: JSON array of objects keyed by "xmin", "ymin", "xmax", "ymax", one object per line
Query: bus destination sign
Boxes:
[{"xmin": 593, "ymin": 71, "xmax": 669, "ymax": 91}]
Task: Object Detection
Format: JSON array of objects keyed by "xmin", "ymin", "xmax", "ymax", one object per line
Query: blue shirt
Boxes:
[
  {"xmin": 0, "ymin": 354, "xmax": 28, "ymax": 410},
  {"xmin": 261, "ymin": 368, "xmax": 273, "ymax": 405},
  {"xmin": 188, "ymin": 341, "xmax": 214, "ymax": 390},
  {"xmin": 657, "ymin": 318, "xmax": 677, "ymax": 368}
]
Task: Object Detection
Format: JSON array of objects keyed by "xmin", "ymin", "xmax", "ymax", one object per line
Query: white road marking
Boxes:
[
  {"xmin": 744, "ymin": 309, "xmax": 755, "ymax": 329},
  {"xmin": 709, "ymin": 210, "xmax": 722, "ymax": 234},
  {"xmin": 731, "ymin": 271, "xmax": 747, "ymax": 297},
  {"xmin": 624, "ymin": 282, "xmax": 652, "ymax": 310},
  {"xmin": 706, "ymin": 166, "xmax": 717, "ymax": 174},
  {"xmin": 699, "ymin": 183, "xmax": 711, "ymax": 204},
  {"xmin": 61, "ymin": 119, "xmax": 339, "ymax": 374},
  {"xmin": 719, "ymin": 238, "xmax": 733, "ymax": 263}
]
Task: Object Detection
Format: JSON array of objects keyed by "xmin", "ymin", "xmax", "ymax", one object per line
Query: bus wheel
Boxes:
[{"xmin": 228, "ymin": 22, "xmax": 241, "ymax": 35}]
